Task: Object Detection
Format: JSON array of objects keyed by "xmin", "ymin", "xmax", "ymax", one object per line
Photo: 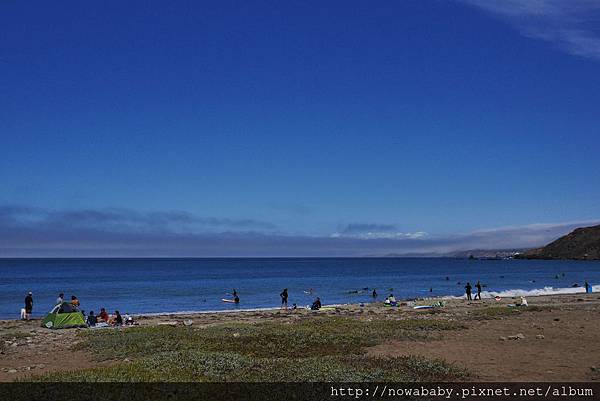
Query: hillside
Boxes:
[{"xmin": 518, "ymin": 224, "xmax": 600, "ymax": 260}]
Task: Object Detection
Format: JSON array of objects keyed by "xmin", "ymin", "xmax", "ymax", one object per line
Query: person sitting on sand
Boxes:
[
  {"xmin": 280, "ymin": 288, "xmax": 288, "ymax": 310},
  {"xmin": 123, "ymin": 313, "xmax": 135, "ymax": 325},
  {"xmin": 384, "ymin": 294, "xmax": 397, "ymax": 306},
  {"xmin": 98, "ymin": 308, "xmax": 109, "ymax": 322},
  {"xmin": 111, "ymin": 310, "xmax": 123, "ymax": 326},
  {"xmin": 87, "ymin": 311, "xmax": 97, "ymax": 327},
  {"xmin": 56, "ymin": 293, "xmax": 64, "ymax": 305},
  {"xmin": 311, "ymin": 297, "xmax": 322, "ymax": 310},
  {"xmin": 70, "ymin": 295, "xmax": 80, "ymax": 310}
]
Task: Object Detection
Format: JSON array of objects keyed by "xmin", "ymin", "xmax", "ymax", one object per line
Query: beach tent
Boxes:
[{"xmin": 41, "ymin": 302, "xmax": 86, "ymax": 329}]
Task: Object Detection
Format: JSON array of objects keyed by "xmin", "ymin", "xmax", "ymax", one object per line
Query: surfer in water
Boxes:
[{"xmin": 372, "ymin": 289, "xmax": 377, "ymax": 298}]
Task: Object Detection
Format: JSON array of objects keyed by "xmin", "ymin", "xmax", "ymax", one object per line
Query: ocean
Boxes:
[{"xmin": 1, "ymin": 258, "xmax": 599, "ymax": 319}]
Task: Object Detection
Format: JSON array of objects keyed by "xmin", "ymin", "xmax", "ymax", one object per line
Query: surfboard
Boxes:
[
  {"xmin": 221, "ymin": 299, "xmax": 238, "ymax": 303},
  {"xmin": 413, "ymin": 305, "xmax": 433, "ymax": 310}
]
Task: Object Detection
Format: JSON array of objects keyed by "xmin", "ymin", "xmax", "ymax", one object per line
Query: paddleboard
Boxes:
[{"xmin": 221, "ymin": 299, "xmax": 238, "ymax": 303}]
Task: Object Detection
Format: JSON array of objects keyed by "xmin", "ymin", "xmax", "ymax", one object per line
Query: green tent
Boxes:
[{"xmin": 41, "ymin": 302, "xmax": 86, "ymax": 329}]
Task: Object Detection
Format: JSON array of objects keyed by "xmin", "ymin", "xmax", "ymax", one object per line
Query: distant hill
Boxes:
[
  {"xmin": 378, "ymin": 249, "xmax": 524, "ymax": 259},
  {"xmin": 517, "ymin": 224, "xmax": 600, "ymax": 260},
  {"xmin": 447, "ymin": 249, "xmax": 525, "ymax": 260}
]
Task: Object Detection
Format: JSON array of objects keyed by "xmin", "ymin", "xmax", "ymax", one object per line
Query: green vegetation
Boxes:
[{"xmin": 31, "ymin": 316, "xmax": 469, "ymax": 382}]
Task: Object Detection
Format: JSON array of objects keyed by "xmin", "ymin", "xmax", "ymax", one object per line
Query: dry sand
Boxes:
[{"xmin": 1, "ymin": 293, "xmax": 599, "ymax": 382}]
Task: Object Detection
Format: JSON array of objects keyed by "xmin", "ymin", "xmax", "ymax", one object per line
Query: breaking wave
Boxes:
[{"xmin": 481, "ymin": 285, "xmax": 598, "ymax": 299}]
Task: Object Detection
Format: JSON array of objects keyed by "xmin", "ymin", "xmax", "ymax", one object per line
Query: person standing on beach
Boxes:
[
  {"xmin": 475, "ymin": 281, "xmax": 482, "ymax": 300},
  {"xmin": 372, "ymin": 289, "xmax": 377, "ymax": 298},
  {"xmin": 585, "ymin": 280, "xmax": 591, "ymax": 293},
  {"xmin": 465, "ymin": 282, "xmax": 472, "ymax": 301},
  {"xmin": 24, "ymin": 292, "xmax": 33, "ymax": 320},
  {"xmin": 280, "ymin": 288, "xmax": 288, "ymax": 309}
]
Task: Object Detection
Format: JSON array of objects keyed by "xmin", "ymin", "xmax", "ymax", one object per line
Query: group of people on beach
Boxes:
[
  {"xmin": 21, "ymin": 291, "xmax": 135, "ymax": 327},
  {"xmin": 278, "ymin": 288, "xmax": 322, "ymax": 310},
  {"xmin": 464, "ymin": 281, "xmax": 483, "ymax": 301},
  {"xmin": 86, "ymin": 308, "xmax": 133, "ymax": 327}
]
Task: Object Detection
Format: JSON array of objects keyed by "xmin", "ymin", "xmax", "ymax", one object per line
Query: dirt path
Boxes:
[
  {"xmin": 368, "ymin": 300, "xmax": 600, "ymax": 381},
  {"xmin": 0, "ymin": 320, "xmax": 98, "ymax": 381}
]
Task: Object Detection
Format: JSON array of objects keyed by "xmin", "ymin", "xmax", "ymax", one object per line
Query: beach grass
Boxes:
[{"xmin": 30, "ymin": 316, "xmax": 469, "ymax": 382}]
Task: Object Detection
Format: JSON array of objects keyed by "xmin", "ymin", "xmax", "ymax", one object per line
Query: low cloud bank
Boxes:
[{"xmin": 0, "ymin": 205, "xmax": 597, "ymax": 257}]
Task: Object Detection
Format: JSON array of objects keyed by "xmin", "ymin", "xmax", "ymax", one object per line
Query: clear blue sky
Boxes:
[{"xmin": 1, "ymin": 1, "xmax": 599, "ymax": 256}]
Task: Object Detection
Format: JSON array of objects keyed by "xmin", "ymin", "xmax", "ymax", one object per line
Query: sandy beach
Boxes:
[{"xmin": 1, "ymin": 292, "xmax": 599, "ymax": 382}]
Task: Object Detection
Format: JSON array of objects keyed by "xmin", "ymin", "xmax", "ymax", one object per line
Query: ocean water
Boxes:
[{"xmin": 1, "ymin": 258, "xmax": 599, "ymax": 319}]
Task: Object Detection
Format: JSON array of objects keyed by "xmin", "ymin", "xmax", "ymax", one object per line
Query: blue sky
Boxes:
[{"xmin": 1, "ymin": 1, "xmax": 599, "ymax": 256}]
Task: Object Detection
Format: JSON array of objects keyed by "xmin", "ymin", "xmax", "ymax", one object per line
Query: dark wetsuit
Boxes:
[
  {"xmin": 280, "ymin": 290, "xmax": 288, "ymax": 306},
  {"xmin": 25, "ymin": 295, "xmax": 33, "ymax": 313},
  {"xmin": 311, "ymin": 299, "xmax": 322, "ymax": 310},
  {"xmin": 465, "ymin": 283, "xmax": 472, "ymax": 301},
  {"xmin": 475, "ymin": 283, "xmax": 482, "ymax": 300}
]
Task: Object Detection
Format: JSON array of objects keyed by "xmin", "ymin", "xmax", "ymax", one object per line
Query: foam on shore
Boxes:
[
  {"xmin": 480, "ymin": 285, "xmax": 599, "ymax": 299},
  {"xmin": 135, "ymin": 285, "xmax": 598, "ymax": 316}
]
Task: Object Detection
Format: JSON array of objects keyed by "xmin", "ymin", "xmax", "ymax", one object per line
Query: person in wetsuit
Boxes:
[
  {"xmin": 24, "ymin": 292, "xmax": 33, "ymax": 320},
  {"xmin": 475, "ymin": 281, "xmax": 482, "ymax": 300},
  {"xmin": 311, "ymin": 297, "xmax": 322, "ymax": 310},
  {"xmin": 465, "ymin": 282, "xmax": 473, "ymax": 301},
  {"xmin": 280, "ymin": 288, "xmax": 288, "ymax": 309}
]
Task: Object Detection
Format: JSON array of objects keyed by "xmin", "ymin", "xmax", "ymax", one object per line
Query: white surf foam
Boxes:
[{"xmin": 481, "ymin": 285, "xmax": 599, "ymax": 299}]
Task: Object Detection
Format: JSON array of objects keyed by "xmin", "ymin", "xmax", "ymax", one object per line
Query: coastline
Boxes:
[
  {"xmin": 3, "ymin": 283, "xmax": 596, "ymax": 321},
  {"xmin": 2, "ymin": 291, "xmax": 600, "ymax": 382}
]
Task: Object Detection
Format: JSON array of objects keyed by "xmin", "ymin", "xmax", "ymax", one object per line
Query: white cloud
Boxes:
[{"xmin": 463, "ymin": 0, "xmax": 600, "ymax": 60}]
